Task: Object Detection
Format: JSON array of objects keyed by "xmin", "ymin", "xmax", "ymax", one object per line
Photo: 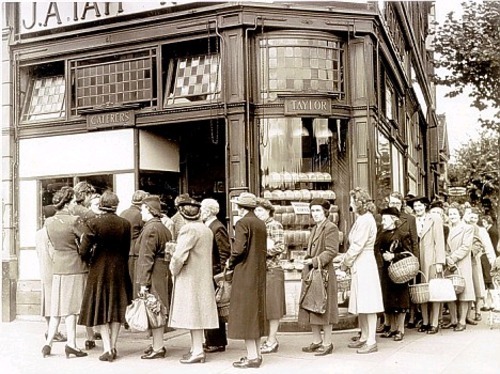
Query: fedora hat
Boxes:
[
  {"xmin": 230, "ymin": 192, "xmax": 257, "ymax": 209},
  {"xmin": 406, "ymin": 196, "xmax": 430, "ymax": 209},
  {"xmin": 256, "ymin": 197, "xmax": 275, "ymax": 213}
]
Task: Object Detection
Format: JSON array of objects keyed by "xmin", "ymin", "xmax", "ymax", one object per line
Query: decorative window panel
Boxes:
[
  {"xmin": 259, "ymin": 37, "xmax": 344, "ymax": 101},
  {"xmin": 22, "ymin": 76, "xmax": 65, "ymax": 121},
  {"xmin": 71, "ymin": 50, "xmax": 156, "ymax": 114},
  {"xmin": 165, "ymin": 53, "xmax": 221, "ymax": 105}
]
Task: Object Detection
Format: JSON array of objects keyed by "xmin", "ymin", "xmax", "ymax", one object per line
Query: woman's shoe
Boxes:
[
  {"xmin": 348, "ymin": 340, "xmax": 366, "ymax": 349},
  {"xmin": 376, "ymin": 324, "xmax": 390, "ymax": 334},
  {"xmin": 111, "ymin": 348, "xmax": 117, "ymax": 360},
  {"xmin": 232, "ymin": 356, "xmax": 262, "ymax": 368},
  {"xmin": 427, "ymin": 326, "xmax": 439, "ymax": 334},
  {"xmin": 260, "ymin": 340, "xmax": 279, "ymax": 354},
  {"xmin": 474, "ymin": 312, "xmax": 482, "ymax": 321},
  {"xmin": 350, "ymin": 332, "xmax": 361, "ymax": 341},
  {"xmin": 99, "ymin": 351, "xmax": 114, "ymax": 362},
  {"xmin": 465, "ymin": 317, "xmax": 478, "ymax": 325},
  {"xmin": 65, "ymin": 345, "xmax": 88, "ymax": 358},
  {"xmin": 406, "ymin": 321, "xmax": 416, "ymax": 329},
  {"xmin": 454, "ymin": 324, "xmax": 466, "ymax": 332},
  {"xmin": 442, "ymin": 322, "xmax": 457, "ymax": 329},
  {"xmin": 356, "ymin": 343, "xmax": 378, "ymax": 354},
  {"xmin": 180, "ymin": 352, "xmax": 206, "ymax": 364},
  {"xmin": 393, "ymin": 331, "xmax": 404, "ymax": 341},
  {"xmin": 144, "ymin": 345, "xmax": 153, "ymax": 355},
  {"xmin": 141, "ymin": 347, "xmax": 166, "ymax": 359},
  {"xmin": 381, "ymin": 330, "xmax": 397, "ymax": 338},
  {"xmin": 418, "ymin": 324, "xmax": 429, "ymax": 332},
  {"xmin": 85, "ymin": 340, "xmax": 96, "ymax": 350},
  {"xmin": 314, "ymin": 343, "xmax": 333, "ymax": 356},
  {"xmin": 302, "ymin": 341, "xmax": 323, "ymax": 353},
  {"xmin": 42, "ymin": 345, "xmax": 51, "ymax": 358}
]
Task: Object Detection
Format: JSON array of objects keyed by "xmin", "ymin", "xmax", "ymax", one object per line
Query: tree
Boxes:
[
  {"xmin": 434, "ymin": 1, "xmax": 500, "ymax": 219},
  {"xmin": 448, "ymin": 129, "xmax": 499, "ymax": 220}
]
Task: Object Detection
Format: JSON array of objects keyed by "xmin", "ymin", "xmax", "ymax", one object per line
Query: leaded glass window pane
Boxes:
[{"xmin": 23, "ymin": 76, "xmax": 65, "ymax": 121}]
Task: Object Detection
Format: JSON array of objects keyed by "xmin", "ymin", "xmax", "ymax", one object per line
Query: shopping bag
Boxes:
[
  {"xmin": 143, "ymin": 293, "xmax": 167, "ymax": 329},
  {"xmin": 428, "ymin": 276, "xmax": 456, "ymax": 302},
  {"xmin": 300, "ymin": 262, "xmax": 329, "ymax": 314},
  {"xmin": 214, "ymin": 267, "xmax": 232, "ymax": 320},
  {"xmin": 125, "ymin": 297, "xmax": 149, "ymax": 331}
]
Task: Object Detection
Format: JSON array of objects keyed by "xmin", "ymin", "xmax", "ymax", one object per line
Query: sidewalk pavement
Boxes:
[{"xmin": 1, "ymin": 316, "xmax": 500, "ymax": 374}]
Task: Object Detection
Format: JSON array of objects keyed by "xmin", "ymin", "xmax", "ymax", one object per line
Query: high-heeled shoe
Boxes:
[
  {"xmin": 99, "ymin": 351, "xmax": 114, "ymax": 362},
  {"xmin": 65, "ymin": 345, "xmax": 88, "ymax": 358},
  {"xmin": 141, "ymin": 346, "xmax": 166, "ymax": 359},
  {"xmin": 85, "ymin": 340, "xmax": 96, "ymax": 350},
  {"xmin": 179, "ymin": 351, "xmax": 206, "ymax": 364},
  {"xmin": 260, "ymin": 340, "xmax": 279, "ymax": 354},
  {"xmin": 42, "ymin": 345, "xmax": 51, "ymax": 358},
  {"xmin": 111, "ymin": 348, "xmax": 117, "ymax": 360},
  {"xmin": 314, "ymin": 343, "xmax": 334, "ymax": 356},
  {"xmin": 232, "ymin": 356, "xmax": 262, "ymax": 368}
]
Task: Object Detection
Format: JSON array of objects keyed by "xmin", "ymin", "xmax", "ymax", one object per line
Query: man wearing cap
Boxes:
[
  {"xmin": 120, "ymin": 190, "xmax": 149, "ymax": 299},
  {"xmin": 200, "ymin": 198, "xmax": 231, "ymax": 354},
  {"xmin": 227, "ymin": 192, "xmax": 268, "ymax": 369},
  {"xmin": 171, "ymin": 193, "xmax": 191, "ymax": 241},
  {"xmin": 407, "ymin": 195, "xmax": 445, "ymax": 334}
]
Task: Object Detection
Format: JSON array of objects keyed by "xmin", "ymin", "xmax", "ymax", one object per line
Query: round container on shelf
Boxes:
[
  {"xmin": 269, "ymin": 172, "xmax": 282, "ymax": 189},
  {"xmin": 298, "ymin": 173, "xmax": 308, "ymax": 183},
  {"xmin": 263, "ymin": 190, "xmax": 272, "ymax": 199},
  {"xmin": 284, "ymin": 189, "xmax": 295, "ymax": 200},
  {"xmin": 323, "ymin": 172, "xmax": 332, "ymax": 182},
  {"xmin": 300, "ymin": 189, "xmax": 312, "ymax": 201},
  {"xmin": 293, "ymin": 189, "xmax": 302, "ymax": 201},
  {"xmin": 326, "ymin": 190, "xmax": 336, "ymax": 200},
  {"xmin": 306, "ymin": 172, "xmax": 316, "ymax": 182}
]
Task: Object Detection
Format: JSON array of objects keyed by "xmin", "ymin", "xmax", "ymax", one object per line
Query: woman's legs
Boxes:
[
  {"xmin": 190, "ymin": 329, "xmax": 204, "ymax": 355},
  {"xmin": 45, "ymin": 316, "xmax": 61, "ymax": 346},
  {"xmin": 245, "ymin": 339, "xmax": 260, "ymax": 360},
  {"xmin": 458, "ymin": 301, "xmax": 469, "ymax": 326},
  {"xmin": 421, "ymin": 303, "xmax": 429, "ymax": 326},
  {"xmin": 65, "ymin": 314, "xmax": 78, "ymax": 349},
  {"xmin": 448, "ymin": 301, "xmax": 458, "ymax": 324},
  {"xmin": 110, "ymin": 322, "xmax": 121, "ymax": 352},
  {"xmin": 151, "ymin": 327, "xmax": 164, "ymax": 351},
  {"xmin": 431, "ymin": 302, "xmax": 441, "ymax": 327},
  {"xmin": 99, "ymin": 324, "xmax": 111, "ymax": 353},
  {"xmin": 366, "ymin": 313, "xmax": 377, "ymax": 346},
  {"xmin": 267, "ymin": 319, "xmax": 280, "ymax": 344},
  {"xmin": 358, "ymin": 314, "xmax": 368, "ymax": 342},
  {"xmin": 322, "ymin": 324, "xmax": 332, "ymax": 346},
  {"xmin": 396, "ymin": 313, "xmax": 406, "ymax": 334},
  {"xmin": 311, "ymin": 324, "xmax": 323, "ymax": 344}
]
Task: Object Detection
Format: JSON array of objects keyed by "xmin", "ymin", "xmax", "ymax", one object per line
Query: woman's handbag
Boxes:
[
  {"xmin": 125, "ymin": 297, "xmax": 149, "ymax": 331},
  {"xmin": 143, "ymin": 292, "xmax": 167, "ymax": 329},
  {"xmin": 214, "ymin": 266, "xmax": 233, "ymax": 321},
  {"xmin": 388, "ymin": 250, "xmax": 420, "ymax": 284},
  {"xmin": 299, "ymin": 261, "xmax": 329, "ymax": 314},
  {"xmin": 429, "ymin": 272, "xmax": 457, "ymax": 302}
]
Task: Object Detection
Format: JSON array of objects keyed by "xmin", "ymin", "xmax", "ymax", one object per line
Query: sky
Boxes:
[{"xmin": 434, "ymin": 0, "xmax": 496, "ymax": 157}]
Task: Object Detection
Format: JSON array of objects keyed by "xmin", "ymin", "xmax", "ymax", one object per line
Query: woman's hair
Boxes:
[
  {"xmin": 73, "ymin": 181, "xmax": 95, "ymax": 204},
  {"xmin": 54, "ymin": 187, "xmax": 74, "ymax": 210},
  {"xmin": 350, "ymin": 188, "xmax": 376, "ymax": 215},
  {"xmin": 99, "ymin": 190, "xmax": 119, "ymax": 212},
  {"xmin": 446, "ymin": 202, "xmax": 462, "ymax": 217}
]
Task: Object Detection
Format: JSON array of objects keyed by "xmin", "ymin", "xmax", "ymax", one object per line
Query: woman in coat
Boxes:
[
  {"xmin": 42, "ymin": 187, "xmax": 88, "ymax": 359},
  {"xmin": 442, "ymin": 203, "xmax": 475, "ymax": 331},
  {"xmin": 136, "ymin": 195, "xmax": 172, "ymax": 359},
  {"xmin": 407, "ymin": 196, "xmax": 446, "ymax": 334},
  {"xmin": 169, "ymin": 198, "xmax": 218, "ymax": 364},
  {"xmin": 340, "ymin": 188, "xmax": 384, "ymax": 354},
  {"xmin": 78, "ymin": 191, "xmax": 133, "ymax": 361},
  {"xmin": 299, "ymin": 198, "xmax": 339, "ymax": 356},
  {"xmin": 254, "ymin": 198, "xmax": 286, "ymax": 354},
  {"xmin": 376, "ymin": 207, "xmax": 412, "ymax": 341},
  {"xmin": 228, "ymin": 193, "xmax": 268, "ymax": 369}
]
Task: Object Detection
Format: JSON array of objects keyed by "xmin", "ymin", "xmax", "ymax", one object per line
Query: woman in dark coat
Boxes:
[
  {"xmin": 376, "ymin": 207, "xmax": 412, "ymax": 341},
  {"xmin": 78, "ymin": 191, "xmax": 132, "ymax": 362},
  {"xmin": 299, "ymin": 198, "xmax": 339, "ymax": 356},
  {"xmin": 136, "ymin": 195, "xmax": 172, "ymax": 359},
  {"xmin": 228, "ymin": 193, "xmax": 268, "ymax": 369}
]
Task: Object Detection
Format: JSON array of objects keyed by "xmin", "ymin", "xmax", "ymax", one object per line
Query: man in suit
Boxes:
[
  {"xmin": 120, "ymin": 190, "xmax": 149, "ymax": 299},
  {"xmin": 200, "ymin": 199, "xmax": 232, "ymax": 353}
]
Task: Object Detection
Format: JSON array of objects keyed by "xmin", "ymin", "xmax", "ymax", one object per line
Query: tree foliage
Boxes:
[
  {"xmin": 433, "ymin": 1, "xmax": 500, "ymax": 132},
  {"xmin": 448, "ymin": 129, "xmax": 499, "ymax": 219}
]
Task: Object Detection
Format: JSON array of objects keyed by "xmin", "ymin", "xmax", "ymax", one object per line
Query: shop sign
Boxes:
[
  {"xmin": 18, "ymin": 2, "xmax": 198, "ymax": 34},
  {"xmin": 291, "ymin": 202, "xmax": 311, "ymax": 215},
  {"xmin": 86, "ymin": 110, "xmax": 135, "ymax": 130},
  {"xmin": 448, "ymin": 187, "xmax": 467, "ymax": 197},
  {"xmin": 284, "ymin": 97, "xmax": 331, "ymax": 116}
]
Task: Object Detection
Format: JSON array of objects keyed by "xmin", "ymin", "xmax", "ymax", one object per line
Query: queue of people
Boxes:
[{"xmin": 36, "ymin": 183, "xmax": 500, "ymax": 365}]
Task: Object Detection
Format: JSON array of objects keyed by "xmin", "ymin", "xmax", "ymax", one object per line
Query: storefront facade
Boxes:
[{"xmin": 2, "ymin": 1, "xmax": 440, "ymax": 322}]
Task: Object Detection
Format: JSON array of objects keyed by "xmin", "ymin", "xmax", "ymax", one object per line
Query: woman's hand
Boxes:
[
  {"xmin": 302, "ymin": 258, "xmax": 313, "ymax": 266},
  {"xmin": 435, "ymin": 263, "xmax": 443, "ymax": 274},
  {"xmin": 382, "ymin": 252, "xmax": 395, "ymax": 262}
]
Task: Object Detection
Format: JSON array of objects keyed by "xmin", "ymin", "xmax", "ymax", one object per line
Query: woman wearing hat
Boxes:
[
  {"xmin": 341, "ymin": 188, "xmax": 384, "ymax": 354},
  {"xmin": 299, "ymin": 198, "xmax": 339, "ymax": 356},
  {"xmin": 136, "ymin": 195, "xmax": 173, "ymax": 359},
  {"xmin": 227, "ymin": 192, "xmax": 268, "ymax": 369},
  {"xmin": 169, "ymin": 198, "xmax": 219, "ymax": 364},
  {"xmin": 407, "ymin": 195, "xmax": 445, "ymax": 334},
  {"xmin": 376, "ymin": 207, "xmax": 413, "ymax": 341},
  {"xmin": 78, "ymin": 191, "xmax": 133, "ymax": 362},
  {"xmin": 254, "ymin": 198, "xmax": 286, "ymax": 354}
]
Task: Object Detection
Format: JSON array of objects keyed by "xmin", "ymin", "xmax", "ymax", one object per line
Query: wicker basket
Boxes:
[
  {"xmin": 218, "ymin": 303, "xmax": 230, "ymax": 322},
  {"xmin": 388, "ymin": 251, "xmax": 420, "ymax": 284},
  {"xmin": 446, "ymin": 268, "xmax": 466, "ymax": 295},
  {"xmin": 409, "ymin": 271, "xmax": 430, "ymax": 304},
  {"xmin": 337, "ymin": 277, "xmax": 351, "ymax": 293}
]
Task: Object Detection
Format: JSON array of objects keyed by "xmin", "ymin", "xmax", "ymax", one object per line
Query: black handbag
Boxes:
[{"xmin": 300, "ymin": 261, "xmax": 329, "ymax": 314}]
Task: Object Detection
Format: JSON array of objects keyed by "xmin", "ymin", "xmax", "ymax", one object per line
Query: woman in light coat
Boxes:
[
  {"xmin": 340, "ymin": 188, "xmax": 384, "ymax": 354},
  {"xmin": 299, "ymin": 198, "xmax": 339, "ymax": 356},
  {"xmin": 442, "ymin": 203, "xmax": 475, "ymax": 331},
  {"xmin": 169, "ymin": 198, "xmax": 218, "ymax": 364}
]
